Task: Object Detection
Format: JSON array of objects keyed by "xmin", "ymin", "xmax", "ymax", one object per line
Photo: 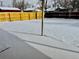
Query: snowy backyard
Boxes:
[{"xmin": 0, "ymin": 18, "xmax": 79, "ymax": 59}]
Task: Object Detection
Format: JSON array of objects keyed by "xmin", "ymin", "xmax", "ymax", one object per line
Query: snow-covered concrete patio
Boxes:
[{"xmin": 0, "ymin": 18, "xmax": 79, "ymax": 59}]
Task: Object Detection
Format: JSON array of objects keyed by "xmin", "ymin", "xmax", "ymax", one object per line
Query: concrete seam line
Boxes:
[{"xmin": 25, "ymin": 40, "xmax": 79, "ymax": 54}]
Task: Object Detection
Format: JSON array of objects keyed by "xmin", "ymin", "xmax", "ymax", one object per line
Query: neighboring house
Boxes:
[
  {"xmin": 46, "ymin": 7, "xmax": 57, "ymax": 11},
  {"xmin": 46, "ymin": 6, "xmax": 67, "ymax": 12},
  {"xmin": 24, "ymin": 7, "xmax": 41, "ymax": 12},
  {"xmin": 0, "ymin": 7, "xmax": 20, "ymax": 12}
]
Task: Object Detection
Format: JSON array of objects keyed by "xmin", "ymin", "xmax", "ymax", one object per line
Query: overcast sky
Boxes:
[
  {"xmin": 0, "ymin": 0, "xmax": 39, "ymax": 7},
  {"xmin": 0, "ymin": 0, "xmax": 52, "ymax": 7}
]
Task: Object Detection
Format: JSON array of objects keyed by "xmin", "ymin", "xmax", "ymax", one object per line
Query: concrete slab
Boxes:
[{"xmin": 0, "ymin": 29, "xmax": 51, "ymax": 59}]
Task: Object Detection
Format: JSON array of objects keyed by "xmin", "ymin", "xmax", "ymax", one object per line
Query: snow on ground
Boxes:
[{"xmin": 0, "ymin": 18, "xmax": 79, "ymax": 59}]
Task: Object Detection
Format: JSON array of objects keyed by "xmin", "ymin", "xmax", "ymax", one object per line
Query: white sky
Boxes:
[
  {"xmin": 0, "ymin": 0, "xmax": 39, "ymax": 7},
  {"xmin": 0, "ymin": 0, "xmax": 53, "ymax": 7}
]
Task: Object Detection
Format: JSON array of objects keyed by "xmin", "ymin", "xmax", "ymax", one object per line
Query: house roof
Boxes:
[
  {"xmin": 24, "ymin": 8, "xmax": 35, "ymax": 11},
  {"xmin": 0, "ymin": 7, "xmax": 20, "ymax": 10},
  {"xmin": 24, "ymin": 8, "xmax": 41, "ymax": 11},
  {"xmin": 46, "ymin": 7, "xmax": 65, "ymax": 11}
]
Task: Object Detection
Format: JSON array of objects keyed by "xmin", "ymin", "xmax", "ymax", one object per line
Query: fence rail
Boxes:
[{"xmin": 45, "ymin": 12, "xmax": 79, "ymax": 19}]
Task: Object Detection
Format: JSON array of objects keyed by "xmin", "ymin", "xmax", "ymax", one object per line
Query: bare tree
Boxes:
[
  {"xmin": 0, "ymin": 1, "xmax": 3, "ymax": 7},
  {"xmin": 70, "ymin": 0, "xmax": 79, "ymax": 11},
  {"xmin": 15, "ymin": 0, "xmax": 29, "ymax": 10},
  {"xmin": 13, "ymin": 0, "xmax": 16, "ymax": 7},
  {"xmin": 57, "ymin": 0, "xmax": 71, "ymax": 8}
]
